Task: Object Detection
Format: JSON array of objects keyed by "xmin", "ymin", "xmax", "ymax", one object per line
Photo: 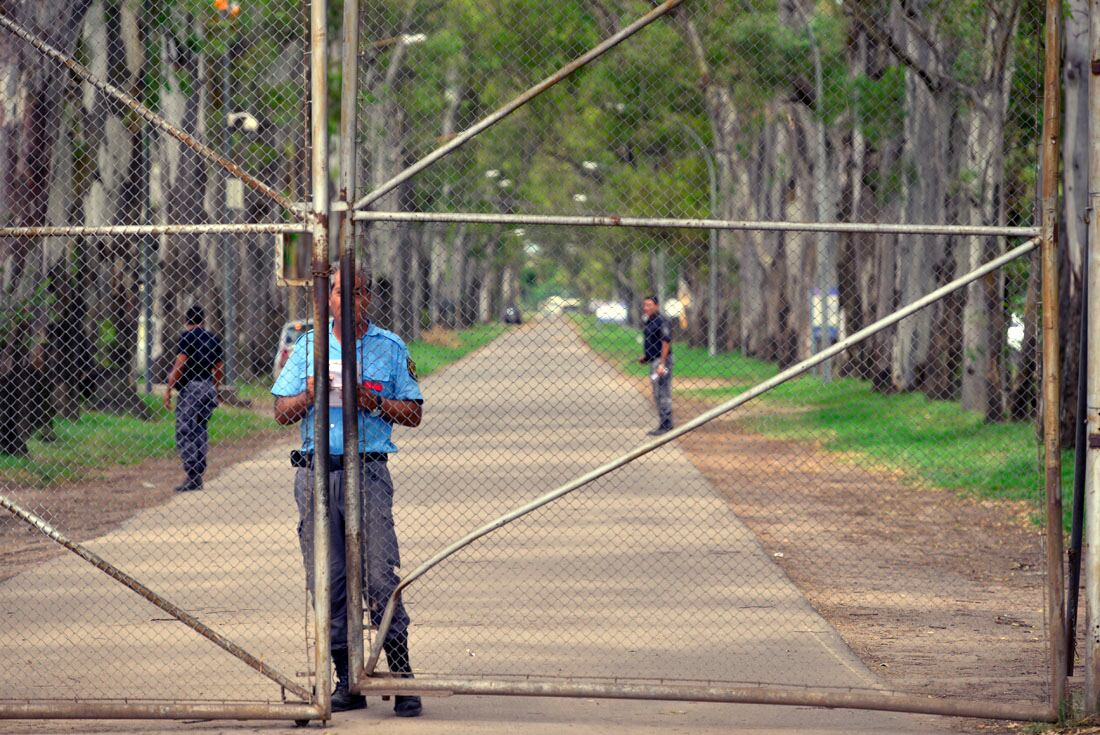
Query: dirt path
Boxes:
[
  {"xmin": 0, "ymin": 315, "xmax": 951, "ymax": 734},
  {"xmin": 0, "ymin": 423, "xmax": 296, "ymax": 584},
  {"xmin": 677, "ymin": 413, "xmax": 1048, "ymax": 705}
]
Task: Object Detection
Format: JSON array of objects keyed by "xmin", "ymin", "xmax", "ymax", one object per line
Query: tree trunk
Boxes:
[
  {"xmin": 1060, "ymin": 0, "xmax": 1089, "ymax": 443},
  {"xmin": 0, "ymin": 0, "xmax": 94, "ymax": 452},
  {"xmin": 160, "ymin": 11, "xmax": 210, "ymax": 358},
  {"xmin": 892, "ymin": 62, "xmax": 949, "ymax": 393},
  {"xmin": 958, "ymin": 4, "xmax": 1019, "ymax": 419},
  {"xmin": 675, "ymin": 13, "xmax": 741, "ymax": 351},
  {"xmin": 79, "ymin": 0, "xmax": 151, "ymax": 418}
]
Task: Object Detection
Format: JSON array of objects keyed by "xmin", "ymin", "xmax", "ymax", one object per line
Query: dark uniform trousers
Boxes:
[
  {"xmin": 649, "ymin": 355, "xmax": 673, "ymax": 428},
  {"xmin": 294, "ymin": 460, "xmax": 410, "ymax": 652},
  {"xmin": 175, "ymin": 380, "xmax": 217, "ymax": 482}
]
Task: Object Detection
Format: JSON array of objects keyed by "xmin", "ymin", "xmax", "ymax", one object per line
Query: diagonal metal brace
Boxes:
[
  {"xmin": 0, "ymin": 13, "xmax": 303, "ymax": 218},
  {"xmin": 361, "ymin": 236, "xmax": 1041, "ymax": 676},
  {"xmin": 351, "ymin": 0, "xmax": 685, "ymax": 212},
  {"xmin": 0, "ymin": 492, "xmax": 314, "ymax": 703}
]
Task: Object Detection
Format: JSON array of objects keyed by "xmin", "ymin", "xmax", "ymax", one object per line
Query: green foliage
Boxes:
[
  {"xmin": 854, "ymin": 65, "xmax": 906, "ymax": 147},
  {"xmin": 0, "ymin": 284, "xmax": 50, "ymax": 353}
]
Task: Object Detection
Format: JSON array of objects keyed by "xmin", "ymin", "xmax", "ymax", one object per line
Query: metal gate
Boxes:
[
  {"xmin": 0, "ymin": 0, "xmax": 1074, "ymax": 725},
  {"xmin": 0, "ymin": 0, "xmax": 328, "ymax": 723},
  {"xmin": 336, "ymin": 0, "xmax": 1067, "ymax": 724}
]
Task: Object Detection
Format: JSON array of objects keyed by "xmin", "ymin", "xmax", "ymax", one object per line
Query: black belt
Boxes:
[{"xmin": 291, "ymin": 451, "xmax": 387, "ymax": 470}]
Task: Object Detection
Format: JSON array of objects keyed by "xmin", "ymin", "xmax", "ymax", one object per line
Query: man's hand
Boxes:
[
  {"xmin": 357, "ymin": 384, "xmax": 381, "ymax": 412},
  {"xmin": 274, "ymin": 379, "xmax": 315, "ymax": 425},
  {"xmin": 163, "ymin": 391, "xmax": 173, "ymax": 410},
  {"xmin": 656, "ymin": 363, "xmax": 668, "ymax": 377},
  {"xmin": 638, "ymin": 357, "xmax": 648, "ymax": 365}
]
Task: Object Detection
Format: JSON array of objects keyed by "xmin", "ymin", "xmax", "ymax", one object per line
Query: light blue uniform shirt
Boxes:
[{"xmin": 271, "ymin": 320, "xmax": 423, "ymax": 454}]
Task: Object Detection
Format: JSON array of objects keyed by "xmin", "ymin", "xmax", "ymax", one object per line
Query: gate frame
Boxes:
[
  {"xmin": 0, "ymin": 0, "xmax": 1069, "ymax": 723},
  {"xmin": 340, "ymin": 0, "xmax": 1068, "ymax": 724},
  {"xmin": 0, "ymin": 0, "xmax": 334, "ymax": 723}
]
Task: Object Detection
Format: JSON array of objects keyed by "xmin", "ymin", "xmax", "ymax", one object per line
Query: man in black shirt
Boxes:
[
  {"xmin": 165, "ymin": 305, "xmax": 224, "ymax": 492},
  {"xmin": 638, "ymin": 295, "xmax": 673, "ymax": 435}
]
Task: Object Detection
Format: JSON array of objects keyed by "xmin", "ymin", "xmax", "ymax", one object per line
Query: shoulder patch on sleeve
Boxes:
[{"xmin": 407, "ymin": 357, "xmax": 418, "ymax": 382}]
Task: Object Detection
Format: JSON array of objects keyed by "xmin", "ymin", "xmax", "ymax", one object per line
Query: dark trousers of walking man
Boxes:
[
  {"xmin": 640, "ymin": 296, "xmax": 674, "ymax": 435},
  {"xmin": 165, "ymin": 305, "xmax": 224, "ymax": 493},
  {"xmin": 176, "ymin": 380, "xmax": 218, "ymax": 485},
  {"xmin": 649, "ymin": 354, "xmax": 674, "ymax": 430}
]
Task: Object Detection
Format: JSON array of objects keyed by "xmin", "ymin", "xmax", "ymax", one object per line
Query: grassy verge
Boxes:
[
  {"xmin": 574, "ymin": 315, "xmax": 1070, "ymax": 528},
  {"xmin": 407, "ymin": 323, "xmax": 507, "ymax": 378},
  {"xmin": 10, "ymin": 324, "xmax": 508, "ymax": 488},
  {"xmin": 0, "ymin": 394, "xmax": 277, "ymax": 487}
]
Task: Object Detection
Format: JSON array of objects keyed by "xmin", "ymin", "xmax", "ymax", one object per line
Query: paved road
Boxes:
[{"xmin": 0, "ymin": 316, "xmax": 953, "ymax": 733}]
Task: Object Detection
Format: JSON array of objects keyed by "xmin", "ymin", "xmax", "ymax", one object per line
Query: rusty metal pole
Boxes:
[
  {"xmin": 1040, "ymin": 0, "xmax": 1067, "ymax": 715},
  {"xmin": 309, "ymin": 0, "xmax": 332, "ymax": 718},
  {"xmin": 336, "ymin": 0, "xmax": 366, "ymax": 691},
  {"xmin": 353, "ymin": 210, "xmax": 1038, "ymax": 238},
  {"xmin": 356, "ymin": 677, "xmax": 1055, "ymax": 723},
  {"xmin": 1086, "ymin": 0, "xmax": 1100, "ymax": 714}
]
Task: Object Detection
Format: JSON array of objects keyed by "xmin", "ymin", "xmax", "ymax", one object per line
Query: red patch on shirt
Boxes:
[{"xmin": 362, "ymin": 380, "xmax": 384, "ymax": 392}]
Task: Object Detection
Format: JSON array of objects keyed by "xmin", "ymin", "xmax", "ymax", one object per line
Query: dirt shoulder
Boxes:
[
  {"xmin": 0, "ymin": 423, "xmax": 296, "ymax": 584},
  {"xmin": 674, "ymin": 401, "xmax": 1049, "ymax": 708},
  {"xmin": 570, "ymin": 317, "xmax": 1050, "ymax": 711}
]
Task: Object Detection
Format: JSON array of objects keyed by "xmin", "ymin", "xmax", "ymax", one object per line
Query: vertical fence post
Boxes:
[
  {"xmin": 337, "ymin": 0, "xmax": 365, "ymax": 690},
  {"xmin": 1087, "ymin": 0, "xmax": 1100, "ymax": 708},
  {"xmin": 1085, "ymin": 0, "xmax": 1100, "ymax": 715},
  {"xmin": 1041, "ymin": 0, "xmax": 1067, "ymax": 715},
  {"xmin": 309, "ymin": 0, "xmax": 332, "ymax": 718}
]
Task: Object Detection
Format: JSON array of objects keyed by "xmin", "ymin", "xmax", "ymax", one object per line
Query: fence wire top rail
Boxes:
[
  {"xmin": 353, "ymin": 211, "xmax": 1040, "ymax": 237},
  {"xmin": 0, "ymin": 223, "xmax": 308, "ymax": 237}
]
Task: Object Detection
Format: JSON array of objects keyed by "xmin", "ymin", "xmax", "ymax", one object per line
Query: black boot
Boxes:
[
  {"xmin": 383, "ymin": 635, "xmax": 422, "ymax": 718},
  {"xmin": 330, "ymin": 648, "xmax": 366, "ymax": 712},
  {"xmin": 174, "ymin": 476, "xmax": 203, "ymax": 492}
]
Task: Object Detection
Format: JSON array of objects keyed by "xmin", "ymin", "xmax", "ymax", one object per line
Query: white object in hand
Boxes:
[{"xmin": 329, "ymin": 360, "xmax": 343, "ymax": 403}]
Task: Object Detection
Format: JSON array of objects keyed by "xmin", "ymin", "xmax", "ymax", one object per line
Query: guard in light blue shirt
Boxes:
[{"xmin": 272, "ymin": 269, "xmax": 423, "ymax": 717}]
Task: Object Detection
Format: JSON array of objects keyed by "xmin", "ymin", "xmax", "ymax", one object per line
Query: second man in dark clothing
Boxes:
[
  {"xmin": 639, "ymin": 296, "xmax": 673, "ymax": 435},
  {"xmin": 165, "ymin": 305, "xmax": 224, "ymax": 493}
]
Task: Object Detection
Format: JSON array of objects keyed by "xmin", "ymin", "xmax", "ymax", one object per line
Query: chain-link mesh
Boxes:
[
  {"xmin": 348, "ymin": 0, "xmax": 1056, "ymax": 713},
  {"xmin": 0, "ymin": 0, "xmax": 1063, "ymax": 721},
  {"xmin": 0, "ymin": 0, "xmax": 315, "ymax": 710}
]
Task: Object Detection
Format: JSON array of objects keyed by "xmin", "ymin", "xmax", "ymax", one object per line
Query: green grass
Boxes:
[
  {"xmin": 0, "ymin": 394, "xmax": 276, "ymax": 487},
  {"xmin": 575, "ymin": 315, "xmax": 1070, "ymax": 529},
  {"xmin": 406, "ymin": 323, "xmax": 507, "ymax": 378},
  {"xmin": 11, "ymin": 323, "xmax": 508, "ymax": 488}
]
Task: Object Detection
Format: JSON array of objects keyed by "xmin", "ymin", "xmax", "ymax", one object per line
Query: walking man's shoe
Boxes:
[{"xmin": 174, "ymin": 478, "xmax": 203, "ymax": 493}]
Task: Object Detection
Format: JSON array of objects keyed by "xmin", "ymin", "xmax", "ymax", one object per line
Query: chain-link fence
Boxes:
[
  {"xmin": 0, "ymin": 0, "xmax": 323, "ymax": 722},
  {"xmin": 0, "ymin": 0, "xmax": 1070, "ymax": 726},
  {"xmin": 344, "ymin": 0, "xmax": 1064, "ymax": 723}
]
